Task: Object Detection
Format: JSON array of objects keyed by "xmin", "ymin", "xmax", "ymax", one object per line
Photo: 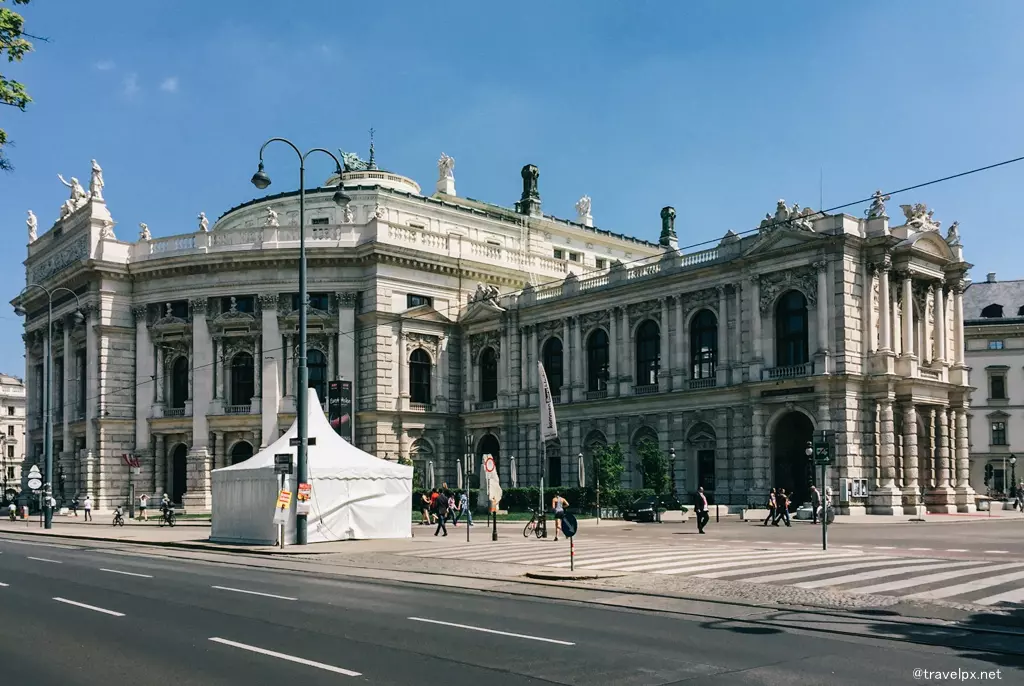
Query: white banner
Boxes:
[
  {"xmin": 578, "ymin": 453, "xmax": 586, "ymax": 488},
  {"xmin": 538, "ymin": 361, "xmax": 559, "ymax": 442}
]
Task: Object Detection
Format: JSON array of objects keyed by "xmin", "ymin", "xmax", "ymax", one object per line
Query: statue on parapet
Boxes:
[
  {"xmin": 438, "ymin": 152, "xmax": 455, "ymax": 180},
  {"xmin": 866, "ymin": 189, "xmax": 890, "ymax": 219},
  {"xmin": 57, "ymin": 174, "xmax": 88, "ymax": 218},
  {"xmin": 27, "ymin": 210, "xmax": 37, "ymax": 243},
  {"xmin": 198, "ymin": 212, "xmax": 209, "ymax": 232},
  {"xmin": 575, "ymin": 195, "xmax": 592, "ymax": 219},
  {"xmin": 139, "ymin": 223, "xmax": 151, "ymax": 241},
  {"xmin": 264, "ymin": 206, "xmax": 279, "ymax": 227},
  {"xmin": 945, "ymin": 221, "xmax": 961, "ymax": 247},
  {"xmin": 900, "ymin": 203, "xmax": 940, "ymax": 231},
  {"xmin": 339, "ymin": 150, "xmax": 370, "ymax": 173},
  {"xmin": 89, "ymin": 159, "xmax": 105, "ymax": 201}
]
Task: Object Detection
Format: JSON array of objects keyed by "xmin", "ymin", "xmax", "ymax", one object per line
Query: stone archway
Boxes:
[
  {"xmin": 230, "ymin": 441, "xmax": 254, "ymax": 466},
  {"xmin": 771, "ymin": 411, "xmax": 814, "ymax": 506}
]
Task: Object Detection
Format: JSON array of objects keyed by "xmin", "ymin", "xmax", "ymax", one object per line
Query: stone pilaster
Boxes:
[
  {"xmin": 658, "ymin": 298, "xmax": 670, "ymax": 392},
  {"xmin": 869, "ymin": 398, "xmax": 903, "ymax": 514},
  {"xmin": 571, "ymin": 316, "xmax": 584, "ymax": 402},
  {"xmin": 926, "ymin": 405, "xmax": 956, "ymax": 513},
  {"xmin": 672, "ymin": 296, "xmax": 684, "ymax": 388},
  {"xmin": 608, "ymin": 308, "xmax": 619, "ymax": 398},
  {"xmin": 716, "ymin": 286, "xmax": 728, "ymax": 386},
  {"xmin": 133, "ymin": 306, "xmax": 152, "ymax": 451},
  {"xmin": 953, "ymin": 407, "xmax": 976, "ymax": 512},
  {"xmin": 901, "ymin": 403, "xmax": 920, "ymax": 511}
]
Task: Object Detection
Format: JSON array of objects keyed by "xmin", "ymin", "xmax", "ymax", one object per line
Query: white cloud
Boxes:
[
  {"xmin": 94, "ymin": 60, "xmax": 115, "ymax": 71},
  {"xmin": 159, "ymin": 76, "xmax": 179, "ymax": 93},
  {"xmin": 122, "ymin": 72, "xmax": 140, "ymax": 97}
]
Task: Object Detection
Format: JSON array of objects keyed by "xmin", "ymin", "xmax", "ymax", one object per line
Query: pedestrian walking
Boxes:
[
  {"xmin": 419, "ymin": 492, "xmax": 432, "ymax": 525},
  {"xmin": 454, "ymin": 490, "xmax": 473, "ymax": 526},
  {"xmin": 551, "ymin": 492, "xmax": 568, "ymax": 541},
  {"xmin": 773, "ymin": 488, "xmax": 791, "ymax": 527},
  {"xmin": 433, "ymin": 488, "xmax": 448, "ymax": 537},
  {"xmin": 810, "ymin": 486, "xmax": 821, "ymax": 524},
  {"xmin": 70, "ymin": 495, "xmax": 79, "ymax": 517},
  {"xmin": 139, "ymin": 493, "xmax": 148, "ymax": 521},
  {"xmin": 446, "ymin": 493, "xmax": 458, "ymax": 527},
  {"xmin": 83, "ymin": 494, "xmax": 93, "ymax": 522},
  {"xmin": 695, "ymin": 487, "xmax": 710, "ymax": 534},
  {"xmin": 762, "ymin": 488, "xmax": 777, "ymax": 526}
]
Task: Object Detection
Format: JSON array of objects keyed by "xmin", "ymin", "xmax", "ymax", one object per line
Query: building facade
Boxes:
[
  {"xmin": 963, "ymin": 273, "xmax": 1023, "ymax": 496},
  {"xmin": 0, "ymin": 373, "xmax": 26, "ymax": 503},
  {"xmin": 15, "ymin": 153, "xmax": 979, "ymax": 514}
]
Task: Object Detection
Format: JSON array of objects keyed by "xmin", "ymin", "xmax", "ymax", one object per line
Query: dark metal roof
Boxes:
[{"xmin": 963, "ymin": 279, "xmax": 1024, "ymax": 322}]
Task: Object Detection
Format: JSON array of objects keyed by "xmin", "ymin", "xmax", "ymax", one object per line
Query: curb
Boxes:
[{"xmin": 524, "ymin": 571, "xmax": 624, "ymax": 581}]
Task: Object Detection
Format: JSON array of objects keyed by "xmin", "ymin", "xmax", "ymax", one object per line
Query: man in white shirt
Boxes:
[{"xmin": 83, "ymin": 494, "xmax": 93, "ymax": 522}]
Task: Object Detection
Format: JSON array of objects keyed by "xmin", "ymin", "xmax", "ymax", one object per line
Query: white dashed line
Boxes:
[
  {"xmin": 946, "ymin": 549, "xmax": 968, "ymax": 553},
  {"xmin": 908, "ymin": 548, "xmax": 932, "ymax": 551},
  {"xmin": 211, "ymin": 585, "xmax": 296, "ymax": 601},
  {"xmin": 27, "ymin": 557, "xmax": 61, "ymax": 564},
  {"xmin": 100, "ymin": 568, "xmax": 153, "ymax": 578},
  {"xmin": 984, "ymin": 550, "xmax": 1009, "ymax": 554},
  {"xmin": 53, "ymin": 597, "xmax": 124, "ymax": 617},
  {"xmin": 209, "ymin": 638, "xmax": 361, "ymax": 676},
  {"xmin": 874, "ymin": 546, "xmax": 896, "ymax": 550},
  {"xmin": 408, "ymin": 617, "xmax": 575, "ymax": 646}
]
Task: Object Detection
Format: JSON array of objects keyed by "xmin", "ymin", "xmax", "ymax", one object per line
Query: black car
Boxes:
[{"xmin": 621, "ymin": 495, "xmax": 683, "ymax": 522}]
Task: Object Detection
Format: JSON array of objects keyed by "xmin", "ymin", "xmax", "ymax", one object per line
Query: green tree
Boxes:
[
  {"xmin": 636, "ymin": 438, "xmax": 669, "ymax": 495},
  {"xmin": 592, "ymin": 442, "xmax": 625, "ymax": 490},
  {"xmin": 1, "ymin": 0, "xmax": 35, "ymax": 172}
]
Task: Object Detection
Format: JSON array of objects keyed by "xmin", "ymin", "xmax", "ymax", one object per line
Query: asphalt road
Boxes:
[{"xmin": 0, "ymin": 533, "xmax": 1019, "ymax": 685}]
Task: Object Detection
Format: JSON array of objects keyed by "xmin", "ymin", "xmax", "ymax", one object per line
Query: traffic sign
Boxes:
[
  {"xmin": 484, "ymin": 456, "xmax": 496, "ymax": 473},
  {"xmin": 561, "ymin": 512, "xmax": 578, "ymax": 538},
  {"xmin": 813, "ymin": 442, "xmax": 831, "ymax": 465},
  {"xmin": 27, "ymin": 478, "xmax": 42, "ymax": 491},
  {"xmin": 274, "ymin": 454, "xmax": 293, "ymax": 475},
  {"xmin": 288, "ymin": 437, "xmax": 317, "ymax": 447}
]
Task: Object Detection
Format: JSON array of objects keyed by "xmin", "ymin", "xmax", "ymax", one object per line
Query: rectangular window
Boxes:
[
  {"xmin": 289, "ymin": 293, "xmax": 329, "ymax": 311},
  {"xmin": 311, "ymin": 217, "xmax": 329, "ymax": 225},
  {"xmin": 990, "ymin": 375, "xmax": 1007, "ymax": 400},
  {"xmin": 6, "ymin": 425, "xmax": 13, "ymax": 436},
  {"xmin": 6, "ymin": 446, "xmax": 12, "ymax": 459},
  {"xmin": 407, "ymin": 294, "xmax": 433, "ymax": 309},
  {"xmin": 221, "ymin": 296, "xmax": 255, "ymax": 314},
  {"xmin": 595, "ymin": 258, "xmax": 607, "ymax": 270},
  {"xmin": 989, "ymin": 340, "xmax": 1005, "ymax": 350},
  {"xmin": 169, "ymin": 301, "xmax": 189, "ymax": 319},
  {"xmin": 6, "ymin": 406, "xmax": 13, "ymax": 416},
  {"xmin": 5, "ymin": 465, "xmax": 12, "ymax": 479},
  {"xmin": 991, "ymin": 421, "xmax": 1007, "ymax": 446},
  {"xmin": 553, "ymin": 249, "xmax": 564, "ymax": 260},
  {"xmin": 568, "ymin": 252, "xmax": 580, "ymax": 262}
]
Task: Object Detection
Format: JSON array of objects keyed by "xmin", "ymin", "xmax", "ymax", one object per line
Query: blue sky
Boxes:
[{"xmin": 2, "ymin": 0, "xmax": 1023, "ymax": 372}]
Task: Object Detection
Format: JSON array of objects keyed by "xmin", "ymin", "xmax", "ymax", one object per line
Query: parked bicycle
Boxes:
[
  {"xmin": 112, "ymin": 506, "xmax": 125, "ymax": 527},
  {"xmin": 523, "ymin": 507, "xmax": 547, "ymax": 539}
]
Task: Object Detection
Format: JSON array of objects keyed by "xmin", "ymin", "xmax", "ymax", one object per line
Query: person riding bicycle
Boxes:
[
  {"xmin": 160, "ymin": 493, "xmax": 173, "ymax": 521},
  {"xmin": 8, "ymin": 502, "xmax": 15, "ymax": 521},
  {"xmin": 113, "ymin": 504, "xmax": 124, "ymax": 525}
]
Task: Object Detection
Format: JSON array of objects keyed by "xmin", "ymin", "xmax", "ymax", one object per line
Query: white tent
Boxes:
[{"xmin": 210, "ymin": 388, "xmax": 412, "ymax": 545}]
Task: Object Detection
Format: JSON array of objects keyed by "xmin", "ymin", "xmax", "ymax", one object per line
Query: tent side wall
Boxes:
[
  {"xmin": 211, "ymin": 469, "xmax": 281, "ymax": 545},
  {"xmin": 307, "ymin": 475, "xmax": 413, "ymax": 543}
]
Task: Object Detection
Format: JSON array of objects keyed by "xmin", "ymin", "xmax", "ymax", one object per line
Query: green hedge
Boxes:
[{"xmin": 412, "ymin": 487, "xmax": 685, "ymax": 513}]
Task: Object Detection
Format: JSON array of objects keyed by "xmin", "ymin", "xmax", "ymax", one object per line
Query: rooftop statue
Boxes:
[
  {"xmin": 57, "ymin": 174, "xmax": 88, "ymax": 219},
  {"xmin": 339, "ymin": 150, "xmax": 371, "ymax": 172},
  {"xmin": 438, "ymin": 152, "xmax": 455, "ymax": 180},
  {"xmin": 866, "ymin": 189, "xmax": 890, "ymax": 219},
  {"xmin": 139, "ymin": 223, "xmax": 151, "ymax": 241},
  {"xmin": 90, "ymin": 159, "xmax": 105, "ymax": 201},
  {"xmin": 575, "ymin": 195, "xmax": 592, "ymax": 219},
  {"xmin": 900, "ymin": 203, "xmax": 941, "ymax": 231},
  {"xmin": 198, "ymin": 212, "xmax": 209, "ymax": 232},
  {"xmin": 264, "ymin": 206, "xmax": 279, "ymax": 227},
  {"xmin": 27, "ymin": 210, "xmax": 37, "ymax": 243},
  {"xmin": 945, "ymin": 221, "xmax": 961, "ymax": 247}
]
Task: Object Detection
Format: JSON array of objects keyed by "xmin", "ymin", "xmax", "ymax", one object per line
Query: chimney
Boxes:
[{"xmin": 987, "ymin": 272, "xmax": 997, "ymax": 283}]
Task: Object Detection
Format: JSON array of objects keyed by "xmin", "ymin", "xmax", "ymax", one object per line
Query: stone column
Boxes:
[
  {"xmin": 901, "ymin": 403, "xmax": 919, "ymax": 509},
  {"xmin": 184, "ymin": 298, "xmax": 212, "ymax": 511},
  {"xmin": 923, "ymin": 285, "xmax": 934, "ymax": 364},
  {"xmin": 869, "ymin": 398, "xmax": 903, "ymax": 514},
  {"xmin": 934, "ymin": 281, "xmax": 946, "ymax": 365},
  {"xmin": 462, "ymin": 336, "xmax": 473, "ymax": 411},
  {"xmin": 750, "ymin": 276, "xmax": 763, "ymax": 361},
  {"xmin": 336, "ymin": 292, "xmax": 357, "ymax": 431},
  {"xmin": 606, "ymin": 309, "xmax": 618, "ymax": 395},
  {"xmin": 878, "ymin": 262, "xmax": 891, "ymax": 351},
  {"xmin": 926, "ymin": 405, "xmax": 955, "ymax": 512},
  {"xmin": 901, "ymin": 273, "xmax": 915, "ymax": 358},
  {"xmin": 62, "ymin": 316, "xmax": 73, "ymax": 450},
  {"xmin": 716, "ymin": 286, "xmax": 728, "ymax": 386},
  {"xmin": 733, "ymin": 283, "xmax": 742, "ymax": 378},
  {"xmin": 397, "ymin": 325, "xmax": 407, "ymax": 411},
  {"xmin": 499, "ymin": 326, "xmax": 510, "ymax": 406},
  {"xmin": 891, "ymin": 281, "xmax": 902, "ymax": 356},
  {"xmin": 672, "ymin": 296, "xmax": 684, "ymax": 388},
  {"xmin": 519, "ymin": 327, "xmax": 528, "ymax": 397},
  {"xmin": 561, "ymin": 318, "xmax": 571, "ymax": 403},
  {"xmin": 260, "ymin": 294, "xmax": 281, "ymax": 445},
  {"xmin": 435, "ymin": 336, "xmax": 448, "ymax": 412},
  {"xmin": 953, "ymin": 406, "xmax": 976, "ymax": 511},
  {"xmin": 133, "ymin": 307, "xmax": 153, "ymax": 452},
  {"xmin": 571, "ymin": 316, "xmax": 583, "ymax": 402},
  {"xmin": 155, "ymin": 435, "xmax": 167, "ymax": 497},
  {"xmin": 815, "ymin": 261, "xmax": 829, "ymax": 353},
  {"xmin": 952, "ymin": 281, "xmax": 965, "ymax": 365},
  {"xmin": 155, "ymin": 346, "xmax": 165, "ymax": 404},
  {"xmin": 658, "ymin": 298, "xmax": 670, "ymax": 392},
  {"xmin": 924, "ymin": 407, "xmax": 935, "ymax": 490},
  {"xmin": 618, "ymin": 308, "xmax": 631, "ymax": 396},
  {"xmin": 937, "ymin": 408, "xmax": 950, "ymax": 488},
  {"xmin": 750, "ymin": 404, "xmax": 766, "ymax": 498},
  {"xmin": 84, "ymin": 305, "xmax": 98, "ymax": 454}
]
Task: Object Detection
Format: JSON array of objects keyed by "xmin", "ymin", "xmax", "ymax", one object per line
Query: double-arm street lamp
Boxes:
[
  {"xmin": 14, "ymin": 285, "xmax": 85, "ymax": 529},
  {"xmin": 250, "ymin": 138, "xmax": 350, "ymax": 545}
]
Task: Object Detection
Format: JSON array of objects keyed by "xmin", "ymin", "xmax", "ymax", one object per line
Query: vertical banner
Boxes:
[
  {"xmin": 328, "ymin": 380, "xmax": 353, "ymax": 442},
  {"xmin": 538, "ymin": 362, "xmax": 559, "ymax": 442}
]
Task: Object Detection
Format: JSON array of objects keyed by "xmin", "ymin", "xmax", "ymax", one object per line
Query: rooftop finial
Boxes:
[{"xmin": 368, "ymin": 127, "xmax": 376, "ymax": 170}]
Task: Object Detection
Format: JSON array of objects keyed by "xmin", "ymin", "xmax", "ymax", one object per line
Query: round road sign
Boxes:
[
  {"xmin": 27, "ymin": 479, "xmax": 42, "ymax": 491},
  {"xmin": 561, "ymin": 512, "xmax": 578, "ymax": 538},
  {"xmin": 484, "ymin": 456, "xmax": 496, "ymax": 473}
]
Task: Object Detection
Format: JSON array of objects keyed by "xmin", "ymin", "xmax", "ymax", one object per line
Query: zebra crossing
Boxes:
[{"xmin": 401, "ymin": 539, "xmax": 1024, "ymax": 607}]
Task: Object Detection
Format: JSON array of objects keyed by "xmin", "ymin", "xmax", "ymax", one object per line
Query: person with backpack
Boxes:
[
  {"xmin": 772, "ymin": 488, "xmax": 791, "ymax": 527},
  {"xmin": 433, "ymin": 488, "xmax": 449, "ymax": 537},
  {"xmin": 762, "ymin": 488, "xmax": 776, "ymax": 526}
]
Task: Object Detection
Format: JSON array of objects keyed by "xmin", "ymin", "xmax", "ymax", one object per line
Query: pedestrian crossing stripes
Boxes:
[{"xmin": 401, "ymin": 540, "xmax": 1024, "ymax": 607}]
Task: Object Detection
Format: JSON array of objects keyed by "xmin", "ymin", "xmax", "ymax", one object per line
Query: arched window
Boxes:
[
  {"xmin": 982, "ymin": 304, "xmax": 1004, "ymax": 318},
  {"xmin": 308, "ymin": 349, "xmax": 327, "ymax": 403},
  {"xmin": 775, "ymin": 290, "xmax": 809, "ymax": 367},
  {"xmin": 230, "ymin": 352, "xmax": 254, "ymax": 406},
  {"xmin": 230, "ymin": 441, "xmax": 254, "ymax": 466},
  {"xmin": 586, "ymin": 329, "xmax": 609, "ymax": 392},
  {"xmin": 479, "ymin": 347, "xmax": 498, "ymax": 402},
  {"xmin": 635, "ymin": 320, "xmax": 660, "ymax": 387},
  {"xmin": 409, "ymin": 348, "xmax": 432, "ymax": 404},
  {"xmin": 542, "ymin": 337, "xmax": 563, "ymax": 394},
  {"xmin": 689, "ymin": 309, "xmax": 717, "ymax": 379},
  {"xmin": 170, "ymin": 357, "xmax": 189, "ymax": 409}
]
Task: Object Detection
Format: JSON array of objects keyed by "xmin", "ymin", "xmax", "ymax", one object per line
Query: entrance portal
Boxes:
[
  {"xmin": 771, "ymin": 411, "xmax": 814, "ymax": 507},
  {"xmin": 171, "ymin": 444, "xmax": 188, "ymax": 505}
]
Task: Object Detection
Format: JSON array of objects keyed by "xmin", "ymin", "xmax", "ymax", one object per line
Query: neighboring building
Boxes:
[
  {"xmin": 963, "ymin": 272, "xmax": 1023, "ymax": 497},
  {"xmin": 0, "ymin": 373, "xmax": 26, "ymax": 503},
  {"xmin": 14, "ymin": 151, "xmax": 979, "ymax": 514}
]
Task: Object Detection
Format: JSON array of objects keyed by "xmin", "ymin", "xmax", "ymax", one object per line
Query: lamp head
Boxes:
[
  {"xmin": 805, "ymin": 441, "xmax": 813, "ymax": 457},
  {"xmin": 13, "ymin": 305, "xmax": 26, "ymax": 317},
  {"xmin": 1011, "ymin": 456, "xmax": 1017, "ymax": 465},
  {"xmin": 250, "ymin": 162, "xmax": 271, "ymax": 190},
  {"xmin": 72, "ymin": 309, "xmax": 85, "ymax": 326},
  {"xmin": 332, "ymin": 187, "xmax": 351, "ymax": 208}
]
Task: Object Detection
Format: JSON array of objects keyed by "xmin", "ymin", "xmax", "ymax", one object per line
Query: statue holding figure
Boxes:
[
  {"xmin": 575, "ymin": 195, "xmax": 592, "ymax": 219},
  {"xmin": 438, "ymin": 152, "xmax": 455, "ymax": 180},
  {"xmin": 198, "ymin": 212, "xmax": 209, "ymax": 232},
  {"xmin": 264, "ymin": 206, "xmax": 279, "ymax": 227},
  {"xmin": 343, "ymin": 204, "xmax": 354, "ymax": 224},
  {"xmin": 89, "ymin": 159, "xmax": 105, "ymax": 200},
  {"xmin": 866, "ymin": 189, "xmax": 890, "ymax": 219},
  {"xmin": 27, "ymin": 210, "xmax": 37, "ymax": 243},
  {"xmin": 139, "ymin": 223, "xmax": 151, "ymax": 241},
  {"xmin": 945, "ymin": 220, "xmax": 961, "ymax": 247},
  {"xmin": 57, "ymin": 174, "xmax": 88, "ymax": 218}
]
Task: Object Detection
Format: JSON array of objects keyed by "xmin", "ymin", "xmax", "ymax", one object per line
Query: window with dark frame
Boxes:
[
  {"xmin": 407, "ymin": 294, "xmax": 433, "ymax": 309},
  {"xmin": 542, "ymin": 337, "xmax": 564, "ymax": 394},
  {"xmin": 690, "ymin": 309, "xmax": 718, "ymax": 380},
  {"xmin": 307, "ymin": 350, "xmax": 328, "ymax": 403},
  {"xmin": 635, "ymin": 320, "xmax": 660, "ymax": 386},
  {"xmin": 586, "ymin": 329, "xmax": 609, "ymax": 392},
  {"xmin": 230, "ymin": 352, "xmax": 255, "ymax": 406},
  {"xmin": 409, "ymin": 349, "xmax": 432, "ymax": 404},
  {"xmin": 479, "ymin": 347, "xmax": 498, "ymax": 402},
  {"xmin": 990, "ymin": 374, "xmax": 1007, "ymax": 400},
  {"xmin": 775, "ymin": 290, "xmax": 809, "ymax": 367},
  {"xmin": 991, "ymin": 421, "xmax": 1007, "ymax": 446}
]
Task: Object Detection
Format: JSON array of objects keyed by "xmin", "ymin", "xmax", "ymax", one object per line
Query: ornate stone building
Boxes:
[
  {"xmin": 15, "ymin": 153, "xmax": 978, "ymax": 514},
  {"xmin": 0, "ymin": 373, "xmax": 26, "ymax": 503}
]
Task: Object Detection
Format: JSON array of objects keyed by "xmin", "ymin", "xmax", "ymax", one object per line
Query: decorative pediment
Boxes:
[
  {"xmin": 221, "ymin": 336, "xmax": 256, "ymax": 360},
  {"xmin": 896, "ymin": 230, "xmax": 954, "ymax": 260},
  {"xmin": 743, "ymin": 226, "xmax": 824, "ymax": 259},
  {"xmin": 403, "ymin": 305, "xmax": 452, "ymax": 325},
  {"xmin": 152, "ymin": 303, "xmax": 190, "ymax": 331},
  {"xmin": 461, "ymin": 298, "xmax": 504, "ymax": 324},
  {"xmin": 757, "ymin": 267, "xmax": 818, "ymax": 313}
]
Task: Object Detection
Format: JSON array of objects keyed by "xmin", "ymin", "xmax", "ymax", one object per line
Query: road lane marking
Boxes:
[
  {"xmin": 0, "ymin": 582, "xmax": 7, "ymax": 587},
  {"xmin": 408, "ymin": 616, "xmax": 575, "ymax": 646},
  {"xmin": 53, "ymin": 597, "xmax": 124, "ymax": 617},
  {"xmin": 101, "ymin": 568, "xmax": 153, "ymax": 578},
  {"xmin": 211, "ymin": 585, "xmax": 296, "ymax": 601},
  {"xmin": 907, "ymin": 548, "xmax": 932, "ymax": 551},
  {"xmin": 208, "ymin": 638, "xmax": 361, "ymax": 676},
  {"xmin": 984, "ymin": 550, "xmax": 1009, "ymax": 554},
  {"xmin": 874, "ymin": 547, "xmax": 897, "ymax": 550},
  {"xmin": 946, "ymin": 549, "xmax": 968, "ymax": 552},
  {"xmin": 840, "ymin": 545, "xmax": 863, "ymax": 548},
  {"xmin": 904, "ymin": 569, "xmax": 1024, "ymax": 600},
  {"xmin": 27, "ymin": 557, "xmax": 61, "ymax": 564}
]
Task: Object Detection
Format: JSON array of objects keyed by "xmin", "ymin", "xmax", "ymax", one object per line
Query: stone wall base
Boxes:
[
  {"xmin": 925, "ymin": 486, "xmax": 957, "ymax": 513},
  {"xmin": 954, "ymin": 486, "xmax": 977, "ymax": 513},
  {"xmin": 183, "ymin": 447, "xmax": 211, "ymax": 511},
  {"xmin": 868, "ymin": 486, "xmax": 904, "ymax": 515}
]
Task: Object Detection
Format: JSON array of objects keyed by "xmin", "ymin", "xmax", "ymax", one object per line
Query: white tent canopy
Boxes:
[{"xmin": 211, "ymin": 389, "xmax": 412, "ymax": 545}]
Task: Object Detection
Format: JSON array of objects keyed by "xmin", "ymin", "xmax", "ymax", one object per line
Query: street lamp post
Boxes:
[
  {"xmin": 1010, "ymin": 455, "xmax": 1017, "ymax": 502},
  {"xmin": 14, "ymin": 285, "xmax": 84, "ymax": 530},
  {"xmin": 251, "ymin": 139, "xmax": 349, "ymax": 546}
]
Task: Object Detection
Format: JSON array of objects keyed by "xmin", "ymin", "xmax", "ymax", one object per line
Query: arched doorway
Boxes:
[
  {"xmin": 771, "ymin": 411, "xmax": 814, "ymax": 506},
  {"xmin": 171, "ymin": 443, "xmax": 188, "ymax": 505},
  {"xmin": 230, "ymin": 441, "xmax": 254, "ymax": 466},
  {"xmin": 477, "ymin": 434, "xmax": 500, "ymax": 477}
]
